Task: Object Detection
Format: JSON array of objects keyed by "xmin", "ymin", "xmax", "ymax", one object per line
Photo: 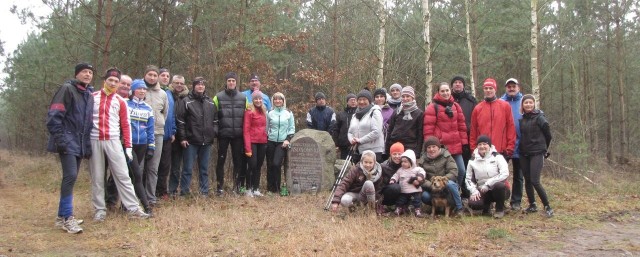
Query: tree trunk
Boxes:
[
  {"xmin": 375, "ymin": 0, "xmax": 386, "ymax": 89},
  {"xmin": 530, "ymin": 0, "xmax": 540, "ymax": 106},
  {"xmin": 92, "ymin": 0, "xmax": 104, "ymax": 72},
  {"xmin": 158, "ymin": 0, "xmax": 169, "ymax": 67},
  {"xmin": 102, "ymin": 0, "xmax": 113, "ymax": 69},
  {"xmin": 331, "ymin": 0, "xmax": 339, "ymax": 102},
  {"xmin": 465, "ymin": 0, "xmax": 477, "ymax": 97},
  {"xmin": 614, "ymin": 1, "xmax": 628, "ymax": 162},
  {"xmin": 605, "ymin": 20, "xmax": 614, "ymax": 164},
  {"xmin": 422, "ymin": 0, "xmax": 432, "ymax": 103},
  {"xmin": 188, "ymin": 2, "xmax": 200, "ymax": 79}
]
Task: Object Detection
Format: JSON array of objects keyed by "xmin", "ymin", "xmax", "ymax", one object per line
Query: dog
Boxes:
[{"xmin": 430, "ymin": 176, "xmax": 454, "ymax": 218}]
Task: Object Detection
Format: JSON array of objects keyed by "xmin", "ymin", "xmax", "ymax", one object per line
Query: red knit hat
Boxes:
[
  {"xmin": 482, "ymin": 78, "xmax": 497, "ymax": 91},
  {"xmin": 389, "ymin": 142, "xmax": 405, "ymax": 154}
]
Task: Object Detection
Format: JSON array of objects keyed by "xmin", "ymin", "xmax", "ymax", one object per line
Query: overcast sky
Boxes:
[{"xmin": 0, "ymin": 0, "xmax": 50, "ymax": 77}]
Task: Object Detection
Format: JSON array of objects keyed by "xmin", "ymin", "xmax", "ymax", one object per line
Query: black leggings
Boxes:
[
  {"xmin": 520, "ymin": 154, "xmax": 550, "ymax": 207},
  {"xmin": 105, "ymin": 144, "xmax": 150, "ymax": 209},
  {"xmin": 468, "ymin": 181, "xmax": 508, "ymax": 212},
  {"xmin": 246, "ymin": 143, "xmax": 267, "ymax": 191},
  {"xmin": 266, "ymin": 141, "xmax": 287, "ymax": 193}
]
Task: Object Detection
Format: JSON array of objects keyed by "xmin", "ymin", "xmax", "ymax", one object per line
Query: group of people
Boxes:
[
  {"xmin": 47, "ymin": 61, "xmax": 553, "ymax": 234},
  {"xmin": 47, "ymin": 63, "xmax": 297, "ymax": 234},
  {"xmin": 329, "ymin": 77, "xmax": 554, "ymax": 220}
]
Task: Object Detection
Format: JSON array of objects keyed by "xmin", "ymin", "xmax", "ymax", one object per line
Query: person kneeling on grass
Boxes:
[
  {"xmin": 419, "ymin": 136, "xmax": 464, "ymax": 215},
  {"xmin": 331, "ymin": 150, "xmax": 383, "ymax": 213},
  {"xmin": 389, "ymin": 149, "xmax": 426, "ymax": 217},
  {"xmin": 465, "ymin": 135, "xmax": 510, "ymax": 219}
]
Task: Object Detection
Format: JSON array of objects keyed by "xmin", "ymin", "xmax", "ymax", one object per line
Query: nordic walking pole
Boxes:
[{"xmin": 324, "ymin": 144, "xmax": 357, "ymax": 211}]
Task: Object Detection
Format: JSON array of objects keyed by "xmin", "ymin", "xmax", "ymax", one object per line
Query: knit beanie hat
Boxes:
[
  {"xmin": 315, "ymin": 92, "xmax": 326, "ymax": 100},
  {"xmin": 103, "ymin": 68, "xmax": 121, "ymax": 80},
  {"xmin": 356, "ymin": 89, "xmax": 373, "ymax": 103},
  {"xmin": 252, "ymin": 90, "xmax": 263, "ymax": 99},
  {"xmin": 401, "ymin": 86, "xmax": 416, "ymax": 99},
  {"xmin": 74, "ymin": 62, "xmax": 95, "ymax": 76},
  {"xmin": 424, "ymin": 136, "xmax": 441, "ymax": 147},
  {"xmin": 450, "ymin": 75, "xmax": 466, "ymax": 87},
  {"xmin": 389, "ymin": 83, "xmax": 402, "ymax": 93},
  {"xmin": 482, "ymin": 78, "xmax": 497, "ymax": 91},
  {"xmin": 192, "ymin": 76, "xmax": 205, "ymax": 87},
  {"xmin": 477, "ymin": 135, "xmax": 492, "ymax": 146},
  {"xmin": 520, "ymin": 94, "xmax": 536, "ymax": 114},
  {"xmin": 131, "ymin": 79, "xmax": 147, "ymax": 92},
  {"xmin": 225, "ymin": 72, "xmax": 238, "ymax": 81},
  {"xmin": 345, "ymin": 93, "xmax": 357, "ymax": 102},
  {"xmin": 389, "ymin": 142, "xmax": 405, "ymax": 155},
  {"xmin": 249, "ymin": 73, "xmax": 259, "ymax": 81},
  {"xmin": 373, "ymin": 88, "xmax": 387, "ymax": 98},
  {"xmin": 145, "ymin": 65, "xmax": 159, "ymax": 75}
]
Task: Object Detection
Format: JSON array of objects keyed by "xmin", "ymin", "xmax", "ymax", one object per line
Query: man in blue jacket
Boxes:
[
  {"xmin": 501, "ymin": 78, "xmax": 523, "ymax": 211},
  {"xmin": 47, "ymin": 63, "xmax": 95, "ymax": 234}
]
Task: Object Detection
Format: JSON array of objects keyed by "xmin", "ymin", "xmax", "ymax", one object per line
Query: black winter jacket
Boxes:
[
  {"xmin": 176, "ymin": 92, "xmax": 218, "ymax": 145},
  {"xmin": 386, "ymin": 109, "xmax": 424, "ymax": 159},
  {"xmin": 452, "ymin": 90, "xmax": 477, "ymax": 135},
  {"xmin": 214, "ymin": 89, "xmax": 247, "ymax": 138},
  {"xmin": 46, "ymin": 80, "xmax": 94, "ymax": 158},
  {"xmin": 332, "ymin": 107, "xmax": 357, "ymax": 147},
  {"xmin": 518, "ymin": 110, "xmax": 552, "ymax": 156}
]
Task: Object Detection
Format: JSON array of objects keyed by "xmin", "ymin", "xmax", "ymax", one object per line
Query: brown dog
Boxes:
[{"xmin": 430, "ymin": 176, "xmax": 453, "ymax": 218}]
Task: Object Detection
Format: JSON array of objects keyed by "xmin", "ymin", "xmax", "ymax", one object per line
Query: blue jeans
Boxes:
[
  {"xmin": 452, "ymin": 154, "xmax": 469, "ymax": 198},
  {"xmin": 421, "ymin": 180, "xmax": 463, "ymax": 210},
  {"xmin": 180, "ymin": 144, "xmax": 212, "ymax": 196}
]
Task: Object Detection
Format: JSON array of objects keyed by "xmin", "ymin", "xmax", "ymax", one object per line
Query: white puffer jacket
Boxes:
[{"xmin": 465, "ymin": 145, "xmax": 509, "ymax": 195}]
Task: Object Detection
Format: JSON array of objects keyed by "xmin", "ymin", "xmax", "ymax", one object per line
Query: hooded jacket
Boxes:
[
  {"xmin": 390, "ymin": 150, "xmax": 426, "ymax": 194},
  {"xmin": 418, "ymin": 147, "xmax": 458, "ymax": 190},
  {"xmin": 451, "ymin": 76, "xmax": 477, "ymax": 135},
  {"xmin": 331, "ymin": 156, "xmax": 384, "ymax": 204},
  {"xmin": 518, "ymin": 109, "xmax": 552, "ymax": 156},
  {"xmin": 46, "ymin": 79, "xmax": 94, "ymax": 158},
  {"xmin": 267, "ymin": 95, "xmax": 295, "ymax": 143},
  {"xmin": 243, "ymin": 105, "xmax": 268, "ymax": 154},
  {"xmin": 348, "ymin": 105, "xmax": 384, "ymax": 154},
  {"xmin": 465, "ymin": 145, "xmax": 509, "ymax": 195},
  {"xmin": 127, "ymin": 97, "xmax": 156, "ymax": 149},
  {"xmin": 500, "ymin": 92, "xmax": 523, "ymax": 158},
  {"xmin": 213, "ymin": 87, "xmax": 248, "ymax": 138},
  {"xmin": 176, "ymin": 91, "xmax": 218, "ymax": 145},
  {"xmin": 145, "ymin": 81, "xmax": 169, "ymax": 136},
  {"xmin": 469, "ymin": 98, "xmax": 516, "ymax": 155},
  {"xmin": 423, "ymin": 93, "xmax": 468, "ymax": 155}
]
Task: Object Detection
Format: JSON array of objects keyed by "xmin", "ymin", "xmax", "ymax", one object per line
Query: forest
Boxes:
[{"xmin": 1, "ymin": 0, "xmax": 639, "ymax": 169}]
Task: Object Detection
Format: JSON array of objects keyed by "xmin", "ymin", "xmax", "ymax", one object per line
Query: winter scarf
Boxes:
[
  {"xmin": 354, "ymin": 104, "xmax": 373, "ymax": 120},
  {"xmin": 400, "ymin": 100, "xmax": 419, "ymax": 120}
]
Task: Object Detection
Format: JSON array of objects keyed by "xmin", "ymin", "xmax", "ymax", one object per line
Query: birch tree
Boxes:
[
  {"xmin": 375, "ymin": 0, "xmax": 386, "ymax": 89},
  {"xmin": 422, "ymin": 0, "xmax": 432, "ymax": 102},
  {"xmin": 530, "ymin": 0, "xmax": 540, "ymax": 105}
]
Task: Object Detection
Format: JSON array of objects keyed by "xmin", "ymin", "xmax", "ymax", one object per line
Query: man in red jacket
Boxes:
[{"xmin": 469, "ymin": 78, "xmax": 516, "ymax": 157}]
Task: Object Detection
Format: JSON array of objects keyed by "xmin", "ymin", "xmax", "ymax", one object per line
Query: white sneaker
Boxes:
[
  {"xmin": 252, "ymin": 189, "xmax": 264, "ymax": 197},
  {"xmin": 61, "ymin": 216, "xmax": 83, "ymax": 234},
  {"xmin": 93, "ymin": 210, "xmax": 106, "ymax": 222},
  {"xmin": 55, "ymin": 216, "xmax": 84, "ymax": 227},
  {"xmin": 245, "ymin": 190, "xmax": 254, "ymax": 197},
  {"xmin": 128, "ymin": 208, "xmax": 150, "ymax": 219}
]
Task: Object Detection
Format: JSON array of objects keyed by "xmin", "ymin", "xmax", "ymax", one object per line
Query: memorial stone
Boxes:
[{"xmin": 286, "ymin": 129, "xmax": 336, "ymax": 193}]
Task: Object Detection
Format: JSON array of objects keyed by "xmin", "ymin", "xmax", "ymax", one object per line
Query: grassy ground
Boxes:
[{"xmin": 0, "ymin": 149, "xmax": 639, "ymax": 256}]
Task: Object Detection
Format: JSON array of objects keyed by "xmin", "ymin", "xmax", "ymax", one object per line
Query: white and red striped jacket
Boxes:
[{"xmin": 91, "ymin": 89, "xmax": 132, "ymax": 148}]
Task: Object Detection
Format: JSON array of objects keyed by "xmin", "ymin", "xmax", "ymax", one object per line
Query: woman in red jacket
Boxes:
[
  {"xmin": 423, "ymin": 82, "xmax": 469, "ymax": 198},
  {"xmin": 243, "ymin": 91, "xmax": 268, "ymax": 197}
]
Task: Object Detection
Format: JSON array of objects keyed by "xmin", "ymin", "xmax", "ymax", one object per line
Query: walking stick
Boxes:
[{"xmin": 324, "ymin": 144, "xmax": 357, "ymax": 211}]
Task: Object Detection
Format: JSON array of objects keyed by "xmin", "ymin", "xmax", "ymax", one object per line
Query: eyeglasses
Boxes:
[{"xmin": 173, "ymin": 82, "xmax": 185, "ymax": 85}]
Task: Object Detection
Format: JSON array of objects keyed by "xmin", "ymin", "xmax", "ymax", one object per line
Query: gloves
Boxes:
[
  {"xmin": 501, "ymin": 150, "xmax": 513, "ymax": 159},
  {"xmin": 125, "ymin": 148, "xmax": 133, "ymax": 161},
  {"xmin": 245, "ymin": 152, "xmax": 253, "ymax": 158},
  {"xmin": 146, "ymin": 148, "xmax": 155, "ymax": 160},
  {"xmin": 544, "ymin": 152, "xmax": 551, "ymax": 159}
]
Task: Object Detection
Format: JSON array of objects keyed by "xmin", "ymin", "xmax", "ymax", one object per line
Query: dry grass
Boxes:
[{"xmin": 0, "ymin": 149, "xmax": 639, "ymax": 256}]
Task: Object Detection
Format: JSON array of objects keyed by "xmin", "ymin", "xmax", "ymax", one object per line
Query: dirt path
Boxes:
[{"xmin": 507, "ymin": 211, "xmax": 640, "ymax": 256}]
